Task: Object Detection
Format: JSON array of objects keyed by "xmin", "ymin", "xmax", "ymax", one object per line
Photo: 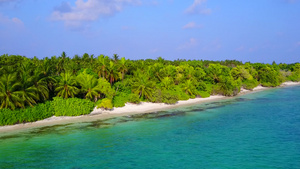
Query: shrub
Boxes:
[
  {"xmin": 97, "ymin": 98, "xmax": 113, "ymax": 110},
  {"xmin": 0, "ymin": 102, "xmax": 54, "ymax": 126},
  {"xmin": 161, "ymin": 90, "xmax": 179, "ymax": 104},
  {"xmin": 198, "ymin": 91, "xmax": 210, "ymax": 98},
  {"xmin": 128, "ymin": 93, "xmax": 141, "ymax": 104},
  {"xmin": 242, "ymin": 79, "xmax": 259, "ymax": 90},
  {"xmin": 51, "ymin": 97, "xmax": 95, "ymax": 116},
  {"xmin": 113, "ymin": 92, "xmax": 129, "ymax": 107},
  {"xmin": 216, "ymin": 76, "xmax": 241, "ymax": 96}
]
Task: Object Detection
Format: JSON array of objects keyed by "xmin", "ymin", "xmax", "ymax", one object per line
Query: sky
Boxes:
[{"xmin": 0, "ymin": 0, "xmax": 300, "ymax": 63}]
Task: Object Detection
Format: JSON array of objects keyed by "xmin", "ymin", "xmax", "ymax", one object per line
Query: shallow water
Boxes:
[{"xmin": 1, "ymin": 86, "xmax": 300, "ymax": 169}]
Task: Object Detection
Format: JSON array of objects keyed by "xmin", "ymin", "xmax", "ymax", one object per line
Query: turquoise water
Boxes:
[{"xmin": 1, "ymin": 86, "xmax": 300, "ymax": 169}]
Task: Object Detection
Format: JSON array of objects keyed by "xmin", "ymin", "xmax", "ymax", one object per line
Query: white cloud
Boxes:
[
  {"xmin": 51, "ymin": 0, "xmax": 141, "ymax": 28},
  {"xmin": 0, "ymin": 13, "xmax": 24, "ymax": 26},
  {"xmin": 185, "ymin": 0, "xmax": 211, "ymax": 15},
  {"xmin": 182, "ymin": 22, "xmax": 203, "ymax": 29},
  {"xmin": 178, "ymin": 38, "xmax": 197, "ymax": 50}
]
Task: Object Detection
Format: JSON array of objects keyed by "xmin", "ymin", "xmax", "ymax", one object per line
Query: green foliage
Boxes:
[
  {"xmin": 55, "ymin": 72, "xmax": 79, "ymax": 98},
  {"xmin": 97, "ymin": 78, "xmax": 115, "ymax": 99},
  {"xmin": 76, "ymin": 69, "xmax": 102, "ymax": 101},
  {"xmin": 161, "ymin": 90, "xmax": 179, "ymax": 104},
  {"xmin": 51, "ymin": 97, "xmax": 95, "ymax": 116},
  {"xmin": 97, "ymin": 98, "xmax": 113, "ymax": 110},
  {"xmin": 0, "ymin": 73, "xmax": 24, "ymax": 110},
  {"xmin": 149, "ymin": 89, "xmax": 179, "ymax": 104},
  {"xmin": 0, "ymin": 102, "xmax": 54, "ymax": 126},
  {"xmin": 216, "ymin": 76, "xmax": 241, "ymax": 96},
  {"xmin": 242, "ymin": 79, "xmax": 259, "ymax": 90},
  {"xmin": 128, "ymin": 93, "xmax": 141, "ymax": 104},
  {"xmin": 113, "ymin": 92, "xmax": 129, "ymax": 107},
  {"xmin": 1, "ymin": 53, "xmax": 300, "ymax": 126},
  {"xmin": 287, "ymin": 63, "xmax": 300, "ymax": 81},
  {"xmin": 198, "ymin": 91, "xmax": 210, "ymax": 98},
  {"xmin": 258, "ymin": 66, "xmax": 284, "ymax": 87}
]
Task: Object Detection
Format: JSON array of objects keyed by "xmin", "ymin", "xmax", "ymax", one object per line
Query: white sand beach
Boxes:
[
  {"xmin": 280, "ymin": 81, "xmax": 300, "ymax": 86},
  {"xmin": 0, "ymin": 82, "xmax": 299, "ymax": 133}
]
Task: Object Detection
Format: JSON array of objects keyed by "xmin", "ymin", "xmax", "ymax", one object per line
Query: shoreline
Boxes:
[{"xmin": 0, "ymin": 81, "xmax": 299, "ymax": 133}]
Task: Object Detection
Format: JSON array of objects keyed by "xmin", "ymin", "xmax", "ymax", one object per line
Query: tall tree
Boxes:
[
  {"xmin": 118, "ymin": 57, "xmax": 128, "ymax": 81},
  {"xmin": 0, "ymin": 73, "xmax": 24, "ymax": 110},
  {"xmin": 76, "ymin": 69, "xmax": 102, "ymax": 102},
  {"xmin": 55, "ymin": 72, "xmax": 79, "ymax": 99},
  {"xmin": 106, "ymin": 60, "xmax": 119, "ymax": 85},
  {"xmin": 131, "ymin": 71, "xmax": 155, "ymax": 99}
]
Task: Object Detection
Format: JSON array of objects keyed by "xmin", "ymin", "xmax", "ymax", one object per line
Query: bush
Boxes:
[
  {"xmin": 51, "ymin": 97, "xmax": 95, "ymax": 116},
  {"xmin": 242, "ymin": 79, "xmax": 259, "ymax": 90},
  {"xmin": 113, "ymin": 92, "xmax": 129, "ymax": 107},
  {"xmin": 198, "ymin": 91, "xmax": 210, "ymax": 98},
  {"xmin": 161, "ymin": 90, "xmax": 179, "ymax": 104},
  {"xmin": 288, "ymin": 72, "xmax": 300, "ymax": 82},
  {"xmin": 97, "ymin": 98, "xmax": 113, "ymax": 110},
  {"xmin": 0, "ymin": 102, "xmax": 54, "ymax": 126},
  {"xmin": 128, "ymin": 93, "xmax": 141, "ymax": 104},
  {"xmin": 216, "ymin": 76, "xmax": 241, "ymax": 96}
]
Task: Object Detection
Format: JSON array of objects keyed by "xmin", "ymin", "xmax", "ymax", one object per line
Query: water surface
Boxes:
[{"xmin": 1, "ymin": 86, "xmax": 300, "ymax": 169}]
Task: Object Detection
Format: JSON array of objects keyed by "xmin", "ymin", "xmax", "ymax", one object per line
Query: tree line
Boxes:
[{"xmin": 0, "ymin": 52, "xmax": 299, "ymax": 125}]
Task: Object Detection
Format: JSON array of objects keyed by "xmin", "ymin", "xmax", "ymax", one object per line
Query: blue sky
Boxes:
[{"xmin": 0, "ymin": 0, "xmax": 299, "ymax": 63}]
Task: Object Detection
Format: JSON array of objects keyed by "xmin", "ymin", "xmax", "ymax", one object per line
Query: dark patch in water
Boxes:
[
  {"xmin": 234, "ymin": 98, "xmax": 251, "ymax": 102},
  {"xmin": 154, "ymin": 111, "xmax": 186, "ymax": 119},
  {"xmin": 189, "ymin": 108, "xmax": 205, "ymax": 112},
  {"xmin": 0, "ymin": 123, "xmax": 75, "ymax": 141},
  {"xmin": 0, "ymin": 134, "xmax": 21, "ymax": 140},
  {"xmin": 205, "ymin": 105, "xmax": 226, "ymax": 110},
  {"xmin": 70, "ymin": 167, "xmax": 82, "ymax": 169},
  {"xmin": 89, "ymin": 119, "xmax": 115, "ymax": 128}
]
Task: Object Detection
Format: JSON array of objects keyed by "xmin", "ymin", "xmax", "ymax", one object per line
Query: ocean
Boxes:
[{"xmin": 0, "ymin": 86, "xmax": 300, "ymax": 169}]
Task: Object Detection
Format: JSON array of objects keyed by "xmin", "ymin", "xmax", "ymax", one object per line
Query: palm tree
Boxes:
[
  {"xmin": 95, "ymin": 55, "xmax": 109, "ymax": 79},
  {"xmin": 56, "ymin": 51, "xmax": 67, "ymax": 75},
  {"xmin": 113, "ymin": 54, "xmax": 119, "ymax": 63},
  {"xmin": 55, "ymin": 71, "xmax": 79, "ymax": 99},
  {"xmin": 160, "ymin": 77, "xmax": 174, "ymax": 90},
  {"xmin": 0, "ymin": 73, "xmax": 24, "ymax": 110},
  {"xmin": 19, "ymin": 71, "xmax": 40, "ymax": 107},
  {"xmin": 181, "ymin": 79, "xmax": 197, "ymax": 96},
  {"xmin": 131, "ymin": 71, "xmax": 155, "ymax": 99},
  {"xmin": 106, "ymin": 60, "xmax": 119, "ymax": 85},
  {"xmin": 76, "ymin": 70, "xmax": 102, "ymax": 102},
  {"xmin": 30, "ymin": 69, "xmax": 50, "ymax": 101},
  {"xmin": 118, "ymin": 57, "xmax": 128, "ymax": 81}
]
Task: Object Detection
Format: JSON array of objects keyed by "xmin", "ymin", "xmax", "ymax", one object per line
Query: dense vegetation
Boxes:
[{"xmin": 0, "ymin": 53, "xmax": 299, "ymax": 126}]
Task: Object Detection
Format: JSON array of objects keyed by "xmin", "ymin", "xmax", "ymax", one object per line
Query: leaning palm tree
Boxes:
[
  {"xmin": 0, "ymin": 73, "xmax": 24, "ymax": 110},
  {"xmin": 55, "ymin": 71, "xmax": 79, "ymax": 99}
]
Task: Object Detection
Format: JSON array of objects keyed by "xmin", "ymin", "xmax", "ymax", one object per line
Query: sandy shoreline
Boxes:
[{"xmin": 0, "ymin": 81, "xmax": 299, "ymax": 133}]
